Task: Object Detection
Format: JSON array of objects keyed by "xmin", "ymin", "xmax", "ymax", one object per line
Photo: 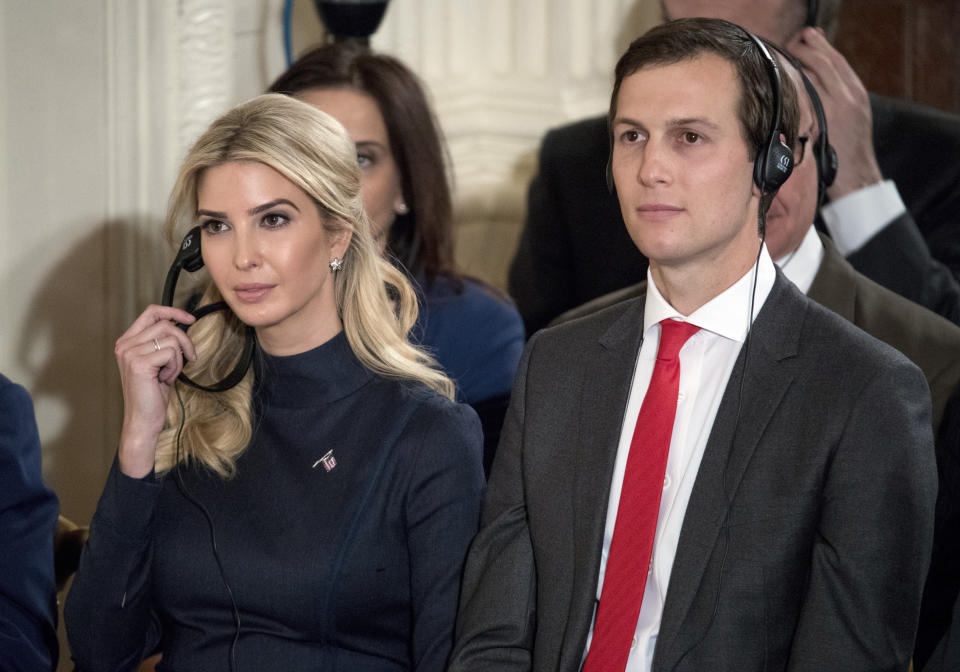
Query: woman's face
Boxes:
[
  {"xmin": 297, "ymin": 87, "xmax": 405, "ymax": 250},
  {"xmin": 197, "ymin": 160, "xmax": 350, "ymax": 356}
]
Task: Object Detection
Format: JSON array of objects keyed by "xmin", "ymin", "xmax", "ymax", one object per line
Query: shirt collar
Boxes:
[
  {"xmin": 774, "ymin": 224, "xmax": 824, "ymax": 294},
  {"xmin": 644, "ymin": 244, "xmax": 777, "ymax": 344}
]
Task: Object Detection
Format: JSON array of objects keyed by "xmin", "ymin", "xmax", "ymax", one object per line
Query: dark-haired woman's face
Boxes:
[{"xmin": 297, "ymin": 87, "xmax": 404, "ymax": 251}]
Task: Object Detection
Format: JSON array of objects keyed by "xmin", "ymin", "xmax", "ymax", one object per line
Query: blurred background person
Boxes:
[
  {"xmin": 269, "ymin": 42, "xmax": 525, "ymax": 474},
  {"xmin": 0, "ymin": 372, "xmax": 59, "ymax": 671},
  {"xmin": 65, "ymin": 94, "xmax": 484, "ymax": 671}
]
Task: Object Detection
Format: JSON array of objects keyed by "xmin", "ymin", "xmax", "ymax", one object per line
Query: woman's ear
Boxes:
[{"xmin": 330, "ymin": 228, "xmax": 353, "ymax": 260}]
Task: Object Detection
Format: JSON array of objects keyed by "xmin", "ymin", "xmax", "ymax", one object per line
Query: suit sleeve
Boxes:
[
  {"xmin": 0, "ymin": 378, "xmax": 59, "ymax": 672},
  {"xmin": 403, "ymin": 402, "xmax": 485, "ymax": 672},
  {"xmin": 508, "ymin": 130, "xmax": 578, "ymax": 337},
  {"xmin": 448, "ymin": 336, "xmax": 541, "ymax": 672},
  {"xmin": 64, "ymin": 459, "xmax": 163, "ymax": 672},
  {"xmin": 787, "ymin": 356, "xmax": 938, "ymax": 671},
  {"xmin": 847, "ymin": 212, "xmax": 960, "ymax": 325}
]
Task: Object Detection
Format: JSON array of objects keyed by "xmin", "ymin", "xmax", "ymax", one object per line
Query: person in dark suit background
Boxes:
[
  {"xmin": 555, "ymin": 49, "xmax": 960, "ymax": 668},
  {"xmin": 0, "ymin": 373, "xmax": 59, "ymax": 671},
  {"xmin": 449, "ymin": 18, "xmax": 936, "ymax": 671},
  {"xmin": 923, "ymin": 384, "xmax": 960, "ymax": 672},
  {"xmin": 509, "ymin": 0, "xmax": 960, "ymax": 334},
  {"xmin": 65, "ymin": 95, "xmax": 484, "ymax": 671}
]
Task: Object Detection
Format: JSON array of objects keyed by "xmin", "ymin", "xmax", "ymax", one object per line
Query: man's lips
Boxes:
[
  {"xmin": 233, "ymin": 284, "xmax": 275, "ymax": 302},
  {"xmin": 635, "ymin": 204, "xmax": 685, "ymax": 220}
]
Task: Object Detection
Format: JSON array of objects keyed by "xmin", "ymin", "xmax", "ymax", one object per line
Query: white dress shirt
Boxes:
[
  {"xmin": 582, "ymin": 246, "xmax": 778, "ymax": 671},
  {"xmin": 820, "ymin": 180, "xmax": 906, "ymax": 255},
  {"xmin": 774, "ymin": 224, "xmax": 825, "ymax": 294}
]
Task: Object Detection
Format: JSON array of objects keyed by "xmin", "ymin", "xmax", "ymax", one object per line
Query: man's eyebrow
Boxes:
[
  {"xmin": 611, "ymin": 116, "xmax": 645, "ymax": 129},
  {"xmin": 666, "ymin": 117, "xmax": 721, "ymax": 130}
]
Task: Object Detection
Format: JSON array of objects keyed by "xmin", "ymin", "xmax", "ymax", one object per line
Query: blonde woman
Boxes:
[{"xmin": 65, "ymin": 94, "xmax": 484, "ymax": 671}]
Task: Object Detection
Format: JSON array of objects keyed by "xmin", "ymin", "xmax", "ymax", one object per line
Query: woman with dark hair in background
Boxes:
[{"xmin": 269, "ymin": 43, "xmax": 524, "ymax": 473}]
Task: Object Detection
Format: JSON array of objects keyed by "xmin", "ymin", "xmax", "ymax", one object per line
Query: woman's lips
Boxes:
[{"xmin": 233, "ymin": 284, "xmax": 275, "ymax": 302}]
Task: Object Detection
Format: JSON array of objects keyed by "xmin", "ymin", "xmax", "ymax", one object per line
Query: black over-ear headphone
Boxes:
[
  {"xmin": 798, "ymin": 67, "xmax": 838, "ymax": 205},
  {"xmin": 806, "ymin": 0, "xmax": 820, "ymax": 28},
  {"xmin": 604, "ymin": 27, "xmax": 794, "ymax": 196},
  {"xmin": 746, "ymin": 32, "xmax": 794, "ymax": 194},
  {"xmin": 767, "ymin": 41, "xmax": 839, "ymax": 206},
  {"xmin": 161, "ymin": 226, "xmax": 255, "ymax": 392}
]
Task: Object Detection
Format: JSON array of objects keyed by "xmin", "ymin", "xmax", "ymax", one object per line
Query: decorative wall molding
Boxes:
[
  {"xmin": 365, "ymin": 0, "xmax": 651, "ymax": 205},
  {"xmin": 178, "ymin": 0, "xmax": 236, "ymax": 156}
]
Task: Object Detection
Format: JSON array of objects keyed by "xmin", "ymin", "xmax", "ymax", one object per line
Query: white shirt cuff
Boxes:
[{"xmin": 820, "ymin": 180, "xmax": 907, "ymax": 255}]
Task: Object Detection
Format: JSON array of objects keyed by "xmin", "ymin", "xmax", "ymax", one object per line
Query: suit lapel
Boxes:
[
  {"xmin": 655, "ymin": 275, "xmax": 806, "ymax": 669},
  {"xmin": 807, "ymin": 234, "xmax": 857, "ymax": 321},
  {"xmin": 557, "ymin": 297, "xmax": 647, "ymax": 671}
]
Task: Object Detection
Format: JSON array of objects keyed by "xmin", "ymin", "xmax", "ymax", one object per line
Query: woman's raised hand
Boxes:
[{"xmin": 114, "ymin": 305, "xmax": 197, "ymax": 478}]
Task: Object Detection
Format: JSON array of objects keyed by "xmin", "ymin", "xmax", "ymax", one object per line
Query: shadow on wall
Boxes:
[{"xmin": 16, "ymin": 219, "xmax": 167, "ymax": 527}]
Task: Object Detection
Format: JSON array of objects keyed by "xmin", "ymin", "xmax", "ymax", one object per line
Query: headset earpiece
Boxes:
[
  {"xmin": 754, "ymin": 134, "xmax": 794, "ymax": 192},
  {"xmin": 161, "ymin": 226, "xmax": 255, "ymax": 393},
  {"xmin": 746, "ymin": 33, "xmax": 794, "ymax": 195},
  {"xmin": 794, "ymin": 63, "xmax": 838, "ymax": 204}
]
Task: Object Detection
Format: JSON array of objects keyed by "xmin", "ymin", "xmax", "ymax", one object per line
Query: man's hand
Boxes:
[{"xmin": 788, "ymin": 26, "xmax": 883, "ymax": 201}]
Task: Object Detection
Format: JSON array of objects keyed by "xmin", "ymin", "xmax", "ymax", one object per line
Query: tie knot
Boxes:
[{"xmin": 657, "ymin": 319, "xmax": 699, "ymax": 361}]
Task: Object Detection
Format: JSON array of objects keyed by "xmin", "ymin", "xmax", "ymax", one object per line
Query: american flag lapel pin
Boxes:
[{"xmin": 312, "ymin": 450, "xmax": 337, "ymax": 472}]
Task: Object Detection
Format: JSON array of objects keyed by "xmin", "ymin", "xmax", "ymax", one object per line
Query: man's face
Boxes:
[
  {"xmin": 765, "ymin": 63, "xmax": 819, "ymax": 260},
  {"xmin": 610, "ymin": 53, "xmax": 760, "ymax": 278},
  {"xmin": 661, "ymin": 0, "xmax": 804, "ymax": 44}
]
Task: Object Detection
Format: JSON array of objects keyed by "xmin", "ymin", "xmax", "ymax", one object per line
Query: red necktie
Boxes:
[{"xmin": 582, "ymin": 318, "xmax": 700, "ymax": 672}]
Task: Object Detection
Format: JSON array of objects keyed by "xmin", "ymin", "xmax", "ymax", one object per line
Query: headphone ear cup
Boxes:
[
  {"xmin": 820, "ymin": 142, "xmax": 838, "ymax": 188},
  {"xmin": 754, "ymin": 134, "xmax": 794, "ymax": 192}
]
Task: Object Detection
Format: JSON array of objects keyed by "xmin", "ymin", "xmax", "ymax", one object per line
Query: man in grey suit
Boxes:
[
  {"xmin": 548, "ymin": 48, "xmax": 960, "ymax": 669},
  {"xmin": 450, "ymin": 19, "xmax": 937, "ymax": 672}
]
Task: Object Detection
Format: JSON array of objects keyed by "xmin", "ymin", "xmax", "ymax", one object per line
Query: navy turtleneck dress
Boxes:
[{"xmin": 66, "ymin": 332, "xmax": 485, "ymax": 671}]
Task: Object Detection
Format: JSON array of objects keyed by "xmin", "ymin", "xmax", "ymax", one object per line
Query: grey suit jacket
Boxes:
[
  {"xmin": 553, "ymin": 236, "xmax": 960, "ymax": 431},
  {"xmin": 450, "ymin": 273, "xmax": 937, "ymax": 672}
]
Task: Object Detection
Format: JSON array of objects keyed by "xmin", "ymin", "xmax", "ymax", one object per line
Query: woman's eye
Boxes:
[
  {"xmin": 262, "ymin": 213, "xmax": 288, "ymax": 228},
  {"xmin": 200, "ymin": 220, "xmax": 227, "ymax": 234},
  {"xmin": 357, "ymin": 153, "xmax": 373, "ymax": 169}
]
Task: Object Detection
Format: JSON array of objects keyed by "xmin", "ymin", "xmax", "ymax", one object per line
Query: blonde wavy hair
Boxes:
[{"xmin": 155, "ymin": 93, "xmax": 455, "ymax": 476}]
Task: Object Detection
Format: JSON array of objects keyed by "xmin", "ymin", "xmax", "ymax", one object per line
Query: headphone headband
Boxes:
[
  {"xmin": 806, "ymin": 0, "xmax": 820, "ymax": 28},
  {"xmin": 743, "ymin": 30, "xmax": 794, "ymax": 194}
]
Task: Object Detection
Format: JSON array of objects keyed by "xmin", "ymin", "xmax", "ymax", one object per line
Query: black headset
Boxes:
[
  {"xmin": 605, "ymin": 27, "xmax": 794, "ymax": 197},
  {"xmin": 161, "ymin": 226, "xmax": 255, "ymax": 392},
  {"xmin": 806, "ymin": 0, "xmax": 820, "ymax": 28},
  {"xmin": 747, "ymin": 32, "xmax": 795, "ymax": 195},
  {"xmin": 767, "ymin": 41, "xmax": 839, "ymax": 207}
]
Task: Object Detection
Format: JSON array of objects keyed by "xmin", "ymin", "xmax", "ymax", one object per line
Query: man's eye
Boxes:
[
  {"xmin": 622, "ymin": 130, "xmax": 641, "ymax": 143},
  {"xmin": 683, "ymin": 132, "xmax": 700, "ymax": 144}
]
